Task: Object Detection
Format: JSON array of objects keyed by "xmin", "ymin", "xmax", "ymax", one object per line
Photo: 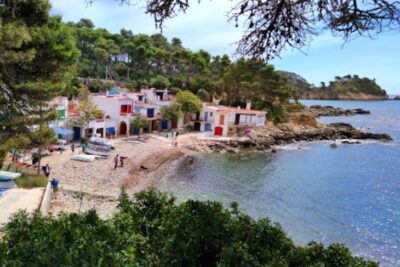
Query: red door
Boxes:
[
  {"xmin": 214, "ymin": 126, "xmax": 223, "ymax": 136},
  {"xmin": 171, "ymin": 120, "xmax": 178, "ymax": 129},
  {"xmin": 119, "ymin": 122, "xmax": 127, "ymax": 135},
  {"xmin": 219, "ymin": 115, "xmax": 225, "ymax": 125}
]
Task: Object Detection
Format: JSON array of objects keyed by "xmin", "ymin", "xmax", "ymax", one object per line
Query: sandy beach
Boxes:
[{"xmin": 46, "ymin": 134, "xmax": 196, "ymax": 218}]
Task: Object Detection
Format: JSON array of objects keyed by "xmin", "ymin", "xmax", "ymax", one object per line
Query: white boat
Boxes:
[
  {"xmin": 89, "ymin": 137, "xmax": 114, "ymax": 149},
  {"xmin": 0, "ymin": 181, "xmax": 17, "ymax": 189},
  {"xmin": 0, "ymin": 171, "xmax": 22, "ymax": 181},
  {"xmin": 71, "ymin": 154, "xmax": 96, "ymax": 162},
  {"xmin": 84, "ymin": 147, "xmax": 110, "ymax": 157}
]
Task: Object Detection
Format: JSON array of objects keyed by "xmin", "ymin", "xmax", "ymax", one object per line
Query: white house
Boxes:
[
  {"xmin": 90, "ymin": 88, "xmax": 183, "ymax": 137},
  {"xmin": 191, "ymin": 101, "xmax": 266, "ymax": 137}
]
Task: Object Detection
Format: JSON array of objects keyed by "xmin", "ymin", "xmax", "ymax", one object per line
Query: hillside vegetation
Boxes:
[{"xmin": 303, "ymin": 75, "xmax": 388, "ymax": 100}]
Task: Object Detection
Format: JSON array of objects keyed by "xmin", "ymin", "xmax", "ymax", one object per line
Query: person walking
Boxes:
[
  {"xmin": 114, "ymin": 154, "xmax": 119, "ymax": 170},
  {"xmin": 42, "ymin": 164, "xmax": 51, "ymax": 178},
  {"xmin": 120, "ymin": 156, "xmax": 127, "ymax": 167},
  {"xmin": 59, "ymin": 143, "xmax": 64, "ymax": 154},
  {"xmin": 51, "ymin": 178, "xmax": 59, "ymax": 199},
  {"xmin": 70, "ymin": 143, "xmax": 75, "ymax": 154}
]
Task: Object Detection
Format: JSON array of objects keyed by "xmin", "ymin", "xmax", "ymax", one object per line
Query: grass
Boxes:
[{"xmin": 14, "ymin": 173, "xmax": 48, "ymax": 189}]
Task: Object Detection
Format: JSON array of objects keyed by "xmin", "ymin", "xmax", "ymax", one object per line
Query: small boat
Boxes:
[
  {"xmin": 0, "ymin": 181, "xmax": 17, "ymax": 189},
  {"xmin": 71, "ymin": 154, "xmax": 96, "ymax": 162},
  {"xmin": 84, "ymin": 147, "xmax": 110, "ymax": 157},
  {"xmin": 0, "ymin": 188, "xmax": 7, "ymax": 196},
  {"xmin": 0, "ymin": 171, "xmax": 22, "ymax": 181},
  {"xmin": 89, "ymin": 137, "xmax": 114, "ymax": 149}
]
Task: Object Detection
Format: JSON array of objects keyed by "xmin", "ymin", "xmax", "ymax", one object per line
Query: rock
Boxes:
[
  {"xmin": 330, "ymin": 143, "xmax": 338, "ymax": 149},
  {"xmin": 308, "ymin": 105, "xmax": 370, "ymax": 117},
  {"xmin": 271, "ymin": 149, "xmax": 277, "ymax": 153},
  {"xmin": 140, "ymin": 149, "xmax": 185, "ymax": 172}
]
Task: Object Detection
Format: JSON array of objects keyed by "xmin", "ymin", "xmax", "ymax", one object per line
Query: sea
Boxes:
[{"xmin": 156, "ymin": 100, "xmax": 400, "ymax": 266}]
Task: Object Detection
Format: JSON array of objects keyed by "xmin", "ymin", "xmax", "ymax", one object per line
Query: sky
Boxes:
[{"xmin": 50, "ymin": 0, "xmax": 400, "ymax": 95}]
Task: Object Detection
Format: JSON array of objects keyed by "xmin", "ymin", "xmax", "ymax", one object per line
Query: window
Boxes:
[
  {"xmin": 120, "ymin": 105, "xmax": 132, "ymax": 113},
  {"xmin": 210, "ymin": 112, "xmax": 213, "ymax": 117}
]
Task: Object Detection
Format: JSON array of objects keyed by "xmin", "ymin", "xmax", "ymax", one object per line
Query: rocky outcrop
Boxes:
[
  {"xmin": 197, "ymin": 123, "xmax": 392, "ymax": 153},
  {"xmin": 393, "ymin": 96, "xmax": 400, "ymax": 100},
  {"xmin": 308, "ymin": 105, "xmax": 370, "ymax": 117},
  {"xmin": 140, "ymin": 149, "xmax": 185, "ymax": 172}
]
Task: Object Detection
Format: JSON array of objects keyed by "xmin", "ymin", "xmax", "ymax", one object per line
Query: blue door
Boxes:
[
  {"xmin": 205, "ymin": 123, "xmax": 212, "ymax": 131},
  {"xmin": 161, "ymin": 120, "xmax": 168, "ymax": 130},
  {"xmin": 73, "ymin": 127, "xmax": 81, "ymax": 140},
  {"xmin": 147, "ymin": 108, "xmax": 154, "ymax": 118},
  {"xmin": 204, "ymin": 112, "xmax": 208, "ymax": 121}
]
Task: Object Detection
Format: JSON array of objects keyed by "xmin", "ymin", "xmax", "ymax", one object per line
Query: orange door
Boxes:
[{"xmin": 219, "ymin": 115, "xmax": 225, "ymax": 125}]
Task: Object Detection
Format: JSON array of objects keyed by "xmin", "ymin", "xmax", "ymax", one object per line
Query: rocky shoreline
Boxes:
[
  {"xmin": 48, "ymin": 105, "xmax": 392, "ymax": 216},
  {"xmin": 308, "ymin": 105, "xmax": 370, "ymax": 117},
  {"xmin": 194, "ymin": 123, "xmax": 392, "ymax": 153},
  {"xmin": 189, "ymin": 105, "xmax": 392, "ymax": 153}
]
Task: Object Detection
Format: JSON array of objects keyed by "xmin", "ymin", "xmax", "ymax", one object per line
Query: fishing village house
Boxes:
[
  {"xmin": 90, "ymin": 87, "xmax": 184, "ymax": 137},
  {"xmin": 191, "ymin": 100, "xmax": 267, "ymax": 137}
]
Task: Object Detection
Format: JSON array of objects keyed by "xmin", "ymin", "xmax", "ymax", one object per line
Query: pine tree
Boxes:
[{"xmin": 0, "ymin": 0, "xmax": 79, "ymax": 171}]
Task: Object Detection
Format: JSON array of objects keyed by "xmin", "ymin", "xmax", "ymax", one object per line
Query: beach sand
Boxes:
[{"xmin": 47, "ymin": 134, "xmax": 195, "ymax": 217}]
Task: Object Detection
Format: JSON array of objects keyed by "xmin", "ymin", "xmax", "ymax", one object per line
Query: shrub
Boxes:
[
  {"xmin": 285, "ymin": 102, "xmax": 306, "ymax": 113},
  {"xmin": 14, "ymin": 173, "xmax": 48, "ymax": 188},
  {"xmin": 150, "ymin": 75, "xmax": 170, "ymax": 89},
  {"xmin": 0, "ymin": 189, "xmax": 378, "ymax": 267}
]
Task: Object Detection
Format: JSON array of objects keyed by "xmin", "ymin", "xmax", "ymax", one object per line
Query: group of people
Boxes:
[
  {"xmin": 169, "ymin": 132, "xmax": 179, "ymax": 147},
  {"xmin": 41, "ymin": 163, "xmax": 59, "ymax": 198},
  {"xmin": 113, "ymin": 154, "xmax": 127, "ymax": 170}
]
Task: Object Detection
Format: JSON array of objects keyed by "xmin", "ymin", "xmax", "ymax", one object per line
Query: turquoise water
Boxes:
[{"xmin": 157, "ymin": 100, "xmax": 400, "ymax": 266}]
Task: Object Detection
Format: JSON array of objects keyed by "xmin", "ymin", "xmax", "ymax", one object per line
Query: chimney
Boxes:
[{"xmin": 246, "ymin": 100, "xmax": 252, "ymax": 110}]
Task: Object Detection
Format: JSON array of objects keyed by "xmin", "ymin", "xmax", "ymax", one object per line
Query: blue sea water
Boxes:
[{"xmin": 157, "ymin": 100, "xmax": 400, "ymax": 266}]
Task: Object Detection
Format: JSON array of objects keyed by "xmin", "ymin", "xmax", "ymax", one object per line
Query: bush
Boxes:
[
  {"xmin": 150, "ymin": 75, "xmax": 170, "ymax": 89},
  {"xmin": 169, "ymin": 87, "xmax": 181, "ymax": 95},
  {"xmin": 14, "ymin": 173, "xmax": 48, "ymax": 188},
  {"xmin": 285, "ymin": 102, "xmax": 305, "ymax": 113},
  {"xmin": 0, "ymin": 189, "xmax": 378, "ymax": 267}
]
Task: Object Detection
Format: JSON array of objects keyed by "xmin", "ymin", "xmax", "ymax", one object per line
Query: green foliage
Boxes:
[
  {"xmin": 253, "ymin": 101, "xmax": 286, "ymax": 124},
  {"xmin": 74, "ymin": 99, "xmax": 105, "ymax": 127},
  {"xmin": 219, "ymin": 58, "xmax": 292, "ymax": 106},
  {"xmin": 14, "ymin": 173, "xmax": 48, "ymax": 188},
  {"xmin": 150, "ymin": 75, "xmax": 170, "ymax": 89},
  {"xmin": 130, "ymin": 116, "xmax": 148, "ymax": 135},
  {"xmin": 285, "ymin": 102, "xmax": 306, "ymax": 113},
  {"xmin": 0, "ymin": 0, "xmax": 79, "ymax": 167},
  {"xmin": 278, "ymin": 71, "xmax": 311, "ymax": 98},
  {"xmin": 169, "ymin": 87, "xmax": 181, "ymax": 94},
  {"xmin": 0, "ymin": 189, "xmax": 378, "ymax": 267},
  {"xmin": 197, "ymin": 88, "xmax": 211, "ymax": 102},
  {"xmin": 303, "ymin": 75, "xmax": 388, "ymax": 99},
  {"xmin": 175, "ymin": 91, "xmax": 201, "ymax": 116},
  {"xmin": 161, "ymin": 103, "xmax": 181, "ymax": 121}
]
